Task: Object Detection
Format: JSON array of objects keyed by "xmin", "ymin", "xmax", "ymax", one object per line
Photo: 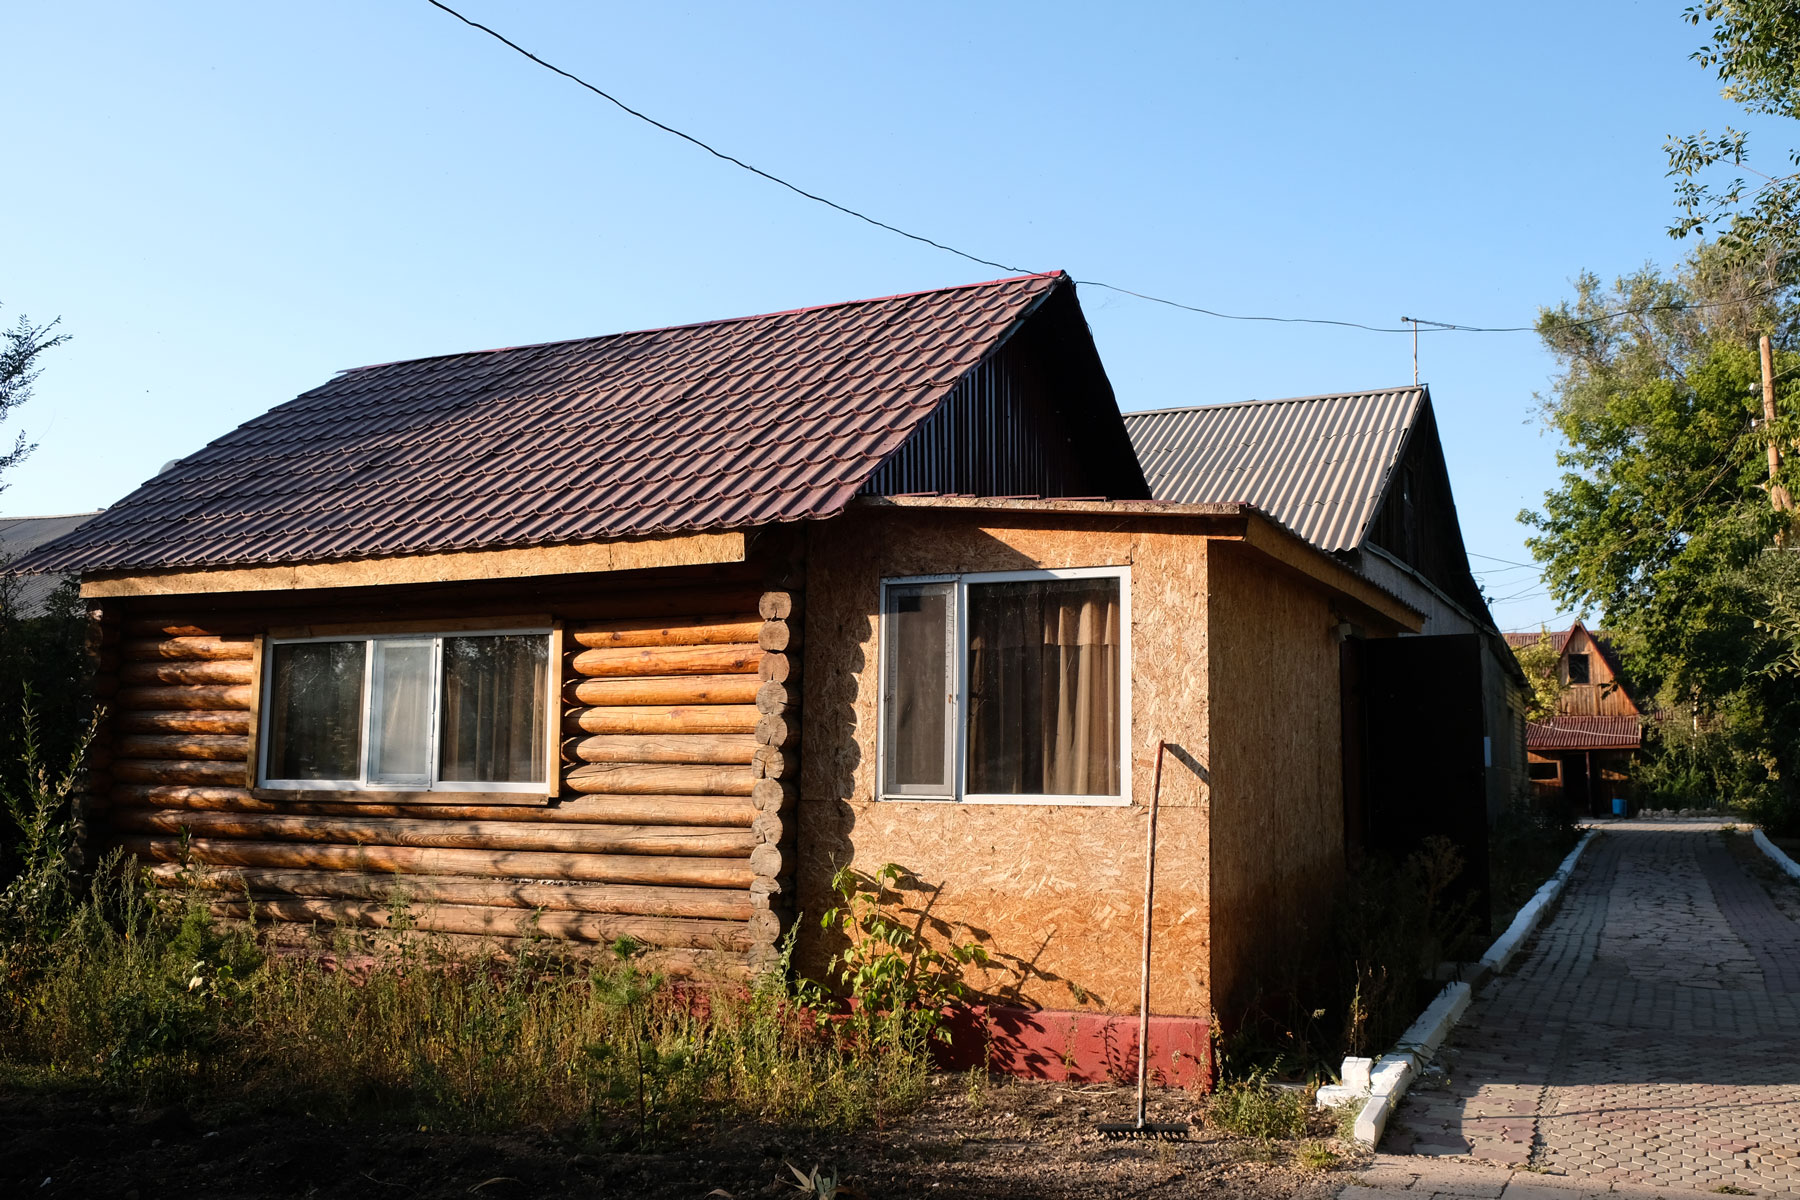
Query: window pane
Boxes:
[
  {"xmin": 966, "ymin": 577, "xmax": 1121, "ymax": 796},
  {"xmin": 369, "ymin": 640, "xmax": 433, "ymax": 783},
  {"xmin": 439, "ymin": 635, "xmax": 547, "ymax": 783},
  {"xmin": 882, "ymin": 584, "xmax": 953, "ymax": 795},
  {"xmin": 267, "ymin": 641, "xmax": 364, "ymax": 781}
]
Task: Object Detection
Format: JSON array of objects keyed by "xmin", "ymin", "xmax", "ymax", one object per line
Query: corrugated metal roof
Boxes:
[
  {"xmin": 22, "ymin": 273, "xmax": 1068, "ymax": 575},
  {"xmin": 1121, "ymin": 387, "xmax": 1424, "ymax": 553},
  {"xmin": 1527, "ymin": 715, "xmax": 1642, "ymax": 750},
  {"xmin": 0, "ymin": 512, "xmax": 101, "ymax": 614}
]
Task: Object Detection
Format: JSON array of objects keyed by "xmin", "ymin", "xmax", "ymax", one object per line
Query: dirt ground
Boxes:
[{"xmin": 1, "ymin": 1076, "xmax": 1362, "ymax": 1200}]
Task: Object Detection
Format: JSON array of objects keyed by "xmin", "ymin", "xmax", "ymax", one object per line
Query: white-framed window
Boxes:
[
  {"xmin": 877, "ymin": 567, "xmax": 1130, "ymax": 806},
  {"xmin": 258, "ymin": 629, "xmax": 552, "ymax": 793}
]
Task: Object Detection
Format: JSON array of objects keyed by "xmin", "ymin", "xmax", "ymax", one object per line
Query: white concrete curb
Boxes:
[
  {"xmin": 1479, "ymin": 829, "xmax": 1597, "ymax": 976},
  {"xmin": 1319, "ymin": 829, "xmax": 1598, "ymax": 1147},
  {"xmin": 1753, "ymin": 828, "xmax": 1800, "ymax": 881}
]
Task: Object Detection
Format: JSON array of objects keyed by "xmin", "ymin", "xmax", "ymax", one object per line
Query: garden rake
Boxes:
[{"xmin": 1097, "ymin": 740, "xmax": 1190, "ymax": 1141}]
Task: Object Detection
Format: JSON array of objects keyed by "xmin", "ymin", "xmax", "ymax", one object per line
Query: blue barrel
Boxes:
[{"xmin": 1612, "ymin": 797, "xmax": 1627, "ymax": 816}]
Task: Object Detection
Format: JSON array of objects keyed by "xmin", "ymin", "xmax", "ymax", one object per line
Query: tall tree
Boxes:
[
  {"xmin": 1525, "ymin": 251, "xmax": 1800, "ymax": 826},
  {"xmin": 1667, "ymin": 2, "xmax": 1800, "ymax": 277},
  {"xmin": 0, "ymin": 307, "xmax": 67, "ymax": 491}
]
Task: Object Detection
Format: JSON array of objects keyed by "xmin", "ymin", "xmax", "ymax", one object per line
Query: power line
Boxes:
[{"xmin": 424, "ymin": 1, "xmax": 1790, "ymax": 339}]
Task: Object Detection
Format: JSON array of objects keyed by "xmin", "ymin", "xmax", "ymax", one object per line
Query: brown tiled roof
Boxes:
[
  {"xmin": 1527, "ymin": 715, "xmax": 1642, "ymax": 750},
  {"xmin": 23, "ymin": 272, "xmax": 1068, "ymax": 574}
]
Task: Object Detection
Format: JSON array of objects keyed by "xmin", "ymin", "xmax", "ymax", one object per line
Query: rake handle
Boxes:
[{"xmin": 1135, "ymin": 739, "xmax": 1167, "ymax": 1127}]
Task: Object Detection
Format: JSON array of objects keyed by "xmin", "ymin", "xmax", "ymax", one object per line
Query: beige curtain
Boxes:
[{"xmin": 967, "ymin": 578, "xmax": 1121, "ymax": 795}]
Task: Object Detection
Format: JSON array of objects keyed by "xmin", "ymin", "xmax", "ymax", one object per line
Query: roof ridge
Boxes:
[
  {"xmin": 1122, "ymin": 385, "xmax": 1426, "ymax": 420},
  {"xmin": 338, "ymin": 271, "xmax": 1065, "ymax": 377}
]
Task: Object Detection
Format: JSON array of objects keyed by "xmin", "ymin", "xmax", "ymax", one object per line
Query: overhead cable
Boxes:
[{"xmin": 424, "ymin": 1, "xmax": 1788, "ymax": 338}]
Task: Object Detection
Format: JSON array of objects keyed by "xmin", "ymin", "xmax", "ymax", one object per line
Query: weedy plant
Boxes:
[
  {"xmin": 1201, "ymin": 1070, "xmax": 1317, "ymax": 1141},
  {"xmin": 0, "ymin": 707, "xmax": 949, "ymax": 1143}
]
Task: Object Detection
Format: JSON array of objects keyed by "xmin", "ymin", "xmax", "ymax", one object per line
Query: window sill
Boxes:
[
  {"xmin": 249, "ymin": 787, "xmax": 555, "ymax": 806},
  {"xmin": 876, "ymin": 794, "xmax": 1131, "ymax": 807}
]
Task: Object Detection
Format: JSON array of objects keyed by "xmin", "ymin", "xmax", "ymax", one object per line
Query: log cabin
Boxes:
[
  {"xmin": 19, "ymin": 271, "xmax": 1452, "ymax": 1084},
  {"xmin": 1503, "ymin": 621, "xmax": 1643, "ymax": 817}
]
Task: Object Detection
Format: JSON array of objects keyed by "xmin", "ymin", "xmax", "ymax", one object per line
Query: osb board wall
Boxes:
[
  {"xmin": 83, "ymin": 556, "xmax": 799, "ymax": 979},
  {"xmin": 1203, "ymin": 543, "xmax": 1346, "ymax": 1023},
  {"xmin": 797, "ymin": 508, "xmax": 1214, "ymax": 1017}
]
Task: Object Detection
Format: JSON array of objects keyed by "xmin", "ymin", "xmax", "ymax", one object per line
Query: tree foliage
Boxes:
[
  {"xmin": 1667, "ymin": 2, "xmax": 1800, "ymax": 276},
  {"xmin": 1511, "ymin": 629, "xmax": 1567, "ymax": 722},
  {"xmin": 0, "ymin": 307, "xmax": 65, "ymax": 490},
  {"xmin": 1525, "ymin": 251, "xmax": 1800, "ymax": 828}
]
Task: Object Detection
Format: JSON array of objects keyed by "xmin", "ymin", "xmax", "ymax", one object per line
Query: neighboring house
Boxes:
[
  {"xmin": 0, "ymin": 511, "xmax": 101, "ymax": 616},
  {"xmin": 19, "ymin": 272, "xmax": 1434, "ymax": 1084},
  {"xmin": 1125, "ymin": 390, "xmax": 1528, "ymax": 919},
  {"xmin": 1503, "ymin": 621, "xmax": 1642, "ymax": 817}
]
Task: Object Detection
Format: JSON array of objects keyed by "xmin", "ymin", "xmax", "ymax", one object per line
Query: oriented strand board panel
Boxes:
[
  {"xmin": 798, "ymin": 507, "xmax": 1214, "ymax": 1017},
  {"xmin": 1203, "ymin": 543, "xmax": 1346, "ymax": 1023}
]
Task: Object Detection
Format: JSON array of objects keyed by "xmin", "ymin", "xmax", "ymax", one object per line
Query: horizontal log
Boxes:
[
  {"xmin": 113, "ymin": 808, "xmax": 755, "ymax": 857},
  {"xmin": 250, "ymin": 930, "xmax": 755, "ymax": 981},
  {"xmin": 118, "ymin": 659, "xmax": 254, "ymax": 687},
  {"xmin": 113, "ymin": 759, "xmax": 247, "ymax": 786},
  {"xmin": 563, "ymin": 705, "xmax": 759, "ymax": 736},
  {"xmin": 126, "ymin": 618, "xmax": 242, "ymax": 638},
  {"xmin": 571, "ymin": 643, "xmax": 761, "ymax": 679},
  {"xmin": 758, "ymin": 653, "xmax": 794, "ymax": 684},
  {"xmin": 757, "ymin": 591, "xmax": 799, "ymax": 621},
  {"xmin": 750, "ymin": 843, "xmax": 783, "ymax": 879},
  {"xmin": 752, "ymin": 747, "xmax": 793, "ymax": 780},
  {"xmin": 755, "ymin": 680, "xmax": 798, "ymax": 713},
  {"xmin": 568, "ymin": 614, "xmax": 763, "ymax": 650},
  {"xmin": 565, "ymin": 762, "xmax": 755, "ymax": 797},
  {"xmin": 110, "ymin": 783, "xmax": 752, "ymax": 828},
  {"xmin": 750, "ymin": 779, "xmax": 795, "ymax": 813},
  {"xmin": 95, "ymin": 651, "xmax": 119, "ymax": 673},
  {"xmin": 751, "ymin": 811, "xmax": 784, "ymax": 845},
  {"xmin": 153, "ymin": 864, "xmax": 754, "ymax": 920},
  {"xmin": 116, "ymin": 710, "xmax": 252, "ymax": 736},
  {"xmin": 205, "ymin": 896, "xmax": 752, "ymax": 951},
  {"xmin": 747, "ymin": 910, "xmax": 783, "ymax": 946},
  {"xmin": 116, "ymin": 734, "xmax": 251, "ymax": 763},
  {"xmin": 117, "ymin": 684, "xmax": 253, "ymax": 712},
  {"xmin": 562, "ymin": 734, "xmax": 757, "ymax": 766},
  {"xmin": 755, "ymin": 713, "xmax": 800, "ymax": 748},
  {"xmin": 118, "ymin": 836, "xmax": 755, "ymax": 889},
  {"xmin": 122, "ymin": 636, "xmax": 256, "ymax": 663},
  {"xmin": 569, "ymin": 674, "xmax": 761, "ymax": 707},
  {"xmin": 760, "ymin": 620, "xmax": 802, "ymax": 653}
]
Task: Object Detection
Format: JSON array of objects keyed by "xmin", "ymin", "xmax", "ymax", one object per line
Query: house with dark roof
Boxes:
[
  {"xmin": 21, "ymin": 271, "xmax": 1438, "ymax": 1084},
  {"xmin": 1503, "ymin": 621, "xmax": 1642, "ymax": 816},
  {"xmin": 0, "ymin": 511, "xmax": 101, "ymax": 616},
  {"xmin": 1126, "ymin": 390, "xmax": 1528, "ymax": 915}
]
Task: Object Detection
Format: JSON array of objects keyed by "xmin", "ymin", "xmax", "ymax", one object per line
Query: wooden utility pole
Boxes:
[{"xmin": 1763, "ymin": 334, "xmax": 1792, "ymax": 514}]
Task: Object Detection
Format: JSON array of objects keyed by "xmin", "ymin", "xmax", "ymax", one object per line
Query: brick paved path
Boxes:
[{"xmin": 1383, "ymin": 821, "xmax": 1800, "ymax": 1195}]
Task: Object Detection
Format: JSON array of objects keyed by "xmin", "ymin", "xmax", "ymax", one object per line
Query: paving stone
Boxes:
[{"xmin": 1355, "ymin": 823, "xmax": 1800, "ymax": 1200}]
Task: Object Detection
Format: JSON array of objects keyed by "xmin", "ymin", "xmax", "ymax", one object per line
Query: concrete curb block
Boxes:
[
  {"xmin": 1319, "ymin": 830, "xmax": 1598, "ymax": 1147},
  {"xmin": 1480, "ymin": 829, "xmax": 1597, "ymax": 976},
  {"xmin": 1753, "ymin": 828, "xmax": 1800, "ymax": 881}
]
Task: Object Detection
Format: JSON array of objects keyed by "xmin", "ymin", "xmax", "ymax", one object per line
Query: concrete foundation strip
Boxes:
[
  {"xmin": 1753, "ymin": 828, "xmax": 1800, "ymax": 881},
  {"xmin": 1317, "ymin": 829, "xmax": 1599, "ymax": 1146}
]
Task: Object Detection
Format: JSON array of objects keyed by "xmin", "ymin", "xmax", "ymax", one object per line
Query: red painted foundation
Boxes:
[{"xmin": 935, "ymin": 1005, "xmax": 1212, "ymax": 1089}]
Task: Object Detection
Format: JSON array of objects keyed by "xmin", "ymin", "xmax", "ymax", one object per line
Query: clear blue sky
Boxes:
[{"xmin": 1, "ymin": 2, "xmax": 1772, "ymax": 630}]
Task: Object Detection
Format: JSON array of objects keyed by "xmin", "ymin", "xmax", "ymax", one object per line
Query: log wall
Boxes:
[{"xmin": 85, "ymin": 565, "xmax": 801, "ymax": 978}]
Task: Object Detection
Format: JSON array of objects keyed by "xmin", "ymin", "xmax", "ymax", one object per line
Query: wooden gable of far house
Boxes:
[
  {"xmin": 1558, "ymin": 625, "xmax": 1639, "ymax": 718},
  {"xmin": 1362, "ymin": 403, "xmax": 1488, "ymax": 618}
]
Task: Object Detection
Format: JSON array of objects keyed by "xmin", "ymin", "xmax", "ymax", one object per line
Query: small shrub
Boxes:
[
  {"xmin": 1202, "ymin": 1074, "xmax": 1314, "ymax": 1140},
  {"xmin": 1296, "ymin": 1140, "xmax": 1339, "ymax": 1170}
]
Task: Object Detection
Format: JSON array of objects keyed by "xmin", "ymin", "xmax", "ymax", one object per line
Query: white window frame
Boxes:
[
  {"xmin": 877, "ymin": 566, "xmax": 1131, "ymax": 807},
  {"xmin": 258, "ymin": 627, "xmax": 553, "ymax": 794}
]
